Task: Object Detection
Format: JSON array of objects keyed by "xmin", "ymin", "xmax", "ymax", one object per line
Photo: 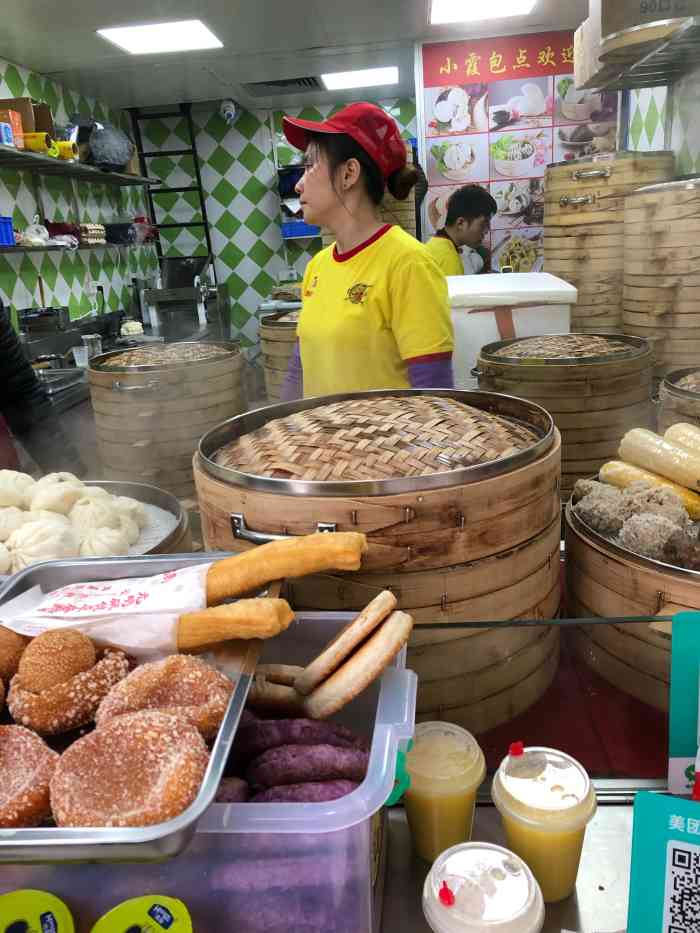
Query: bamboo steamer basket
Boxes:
[
  {"xmin": 195, "ymin": 389, "xmax": 562, "ymax": 728},
  {"xmin": 544, "ymin": 152, "xmax": 674, "ymax": 332},
  {"xmin": 88, "ymin": 342, "xmax": 245, "ymax": 499},
  {"xmin": 476, "ymin": 333, "xmax": 654, "ymax": 502},
  {"xmin": 658, "ymin": 368, "xmax": 700, "ymax": 433},
  {"xmin": 624, "ymin": 180, "xmax": 700, "ymax": 377},
  {"xmin": 259, "ymin": 310, "xmax": 298, "ymax": 403},
  {"xmin": 563, "ymin": 502, "xmax": 697, "ymax": 712}
]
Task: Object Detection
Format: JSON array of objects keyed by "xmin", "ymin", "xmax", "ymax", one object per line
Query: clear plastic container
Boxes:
[
  {"xmin": 423, "ymin": 842, "xmax": 544, "ymax": 933},
  {"xmin": 491, "ymin": 745, "xmax": 597, "ymax": 903},
  {"xmin": 405, "ymin": 722, "xmax": 486, "ymax": 862},
  {"xmin": 0, "ymin": 612, "xmax": 416, "ymax": 932}
]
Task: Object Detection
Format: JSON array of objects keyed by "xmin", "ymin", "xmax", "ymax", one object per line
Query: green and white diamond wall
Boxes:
[
  {"xmin": 0, "ymin": 56, "xmax": 159, "ymax": 319},
  {"xmin": 138, "ymin": 98, "xmax": 416, "ymax": 354},
  {"xmin": 627, "ymin": 73, "xmax": 700, "ymax": 175}
]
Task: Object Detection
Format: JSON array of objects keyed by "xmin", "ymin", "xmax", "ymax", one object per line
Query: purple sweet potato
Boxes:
[
  {"xmin": 247, "ymin": 744, "xmax": 369, "ymax": 788},
  {"xmin": 251, "ymin": 780, "xmax": 359, "ymax": 803},
  {"xmin": 234, "ymin": 718, "xmax": 369, "ymax": 762},
  {"xmin": 215, "ymin": 776, "xmax": 250, "ymax": 803}
]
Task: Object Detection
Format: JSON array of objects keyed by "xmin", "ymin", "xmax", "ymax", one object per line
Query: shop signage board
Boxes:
[
  {"xmin": 415, "ymin": 30, "xmax": 618, "ymax": 271},
  {"xmin": 628, "ymin": 791, "xmax": 700, "ymax": 933},
  {"xmin": 669, "ymin": 611, "xmax": 700, "ymax": 795}
]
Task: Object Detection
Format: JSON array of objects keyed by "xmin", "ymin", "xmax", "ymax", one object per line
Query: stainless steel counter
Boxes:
[{"xmin": 382, "ymin": 805, "xmax": 632, "ymax": 932}]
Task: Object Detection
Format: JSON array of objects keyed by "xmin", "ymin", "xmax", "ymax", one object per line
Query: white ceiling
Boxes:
[{"xmin": 0, "ymin": 0, "xmax": 587, "ymax": 109}]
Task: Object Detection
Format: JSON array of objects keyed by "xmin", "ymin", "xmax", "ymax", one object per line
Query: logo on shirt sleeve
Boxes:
[{"xmin": 346, "ymin": 283, "xmax": 371, "ymax": 304}]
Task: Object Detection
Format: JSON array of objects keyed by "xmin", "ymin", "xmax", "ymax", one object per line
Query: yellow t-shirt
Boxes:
[
  {"xmin": 298, "ymin": 225, "xmax": 453, "ymax": 397},
  {"xmin": 425, "ymin": 234, "xmax": 464, "ymax": 276}
]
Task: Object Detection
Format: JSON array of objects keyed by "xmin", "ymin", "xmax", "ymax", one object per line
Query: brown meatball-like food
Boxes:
[
  {"xmin": 573, "ymin": 484, "xmax": 625, "ymax": 536},
  {"xmin": 18, "ymin": 628, "xmax": 96, "ymax": 694},
  {"xmin": 618, "ymin": 513, "xmax": 692, "ymax": 565}
]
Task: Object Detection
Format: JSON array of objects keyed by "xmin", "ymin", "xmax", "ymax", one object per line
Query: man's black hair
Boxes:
[{"xmin": 445, "ymin": 185, "xmax": 498, "ymax": 226}]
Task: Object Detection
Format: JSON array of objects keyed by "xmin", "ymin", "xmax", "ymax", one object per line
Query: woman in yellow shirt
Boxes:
[
  {"xmin": 280, "ymin": 102, "xmax": 453, "ymax": 400},
  {"xmin": 425, "ymin": 184, "xmax": 497, "ymax": 276}
]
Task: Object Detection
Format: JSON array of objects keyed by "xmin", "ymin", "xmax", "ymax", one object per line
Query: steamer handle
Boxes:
[
  {"xmin": 572, "ymin": 168, "xmax": 611, "ymax": 181},
  {"xmin": 112, "ymin": 380, "xmax": 160, "ymax": 393},
  {"xmin": 231, "ymin": 512, "xmax": 337, "ymax": 544},
  {"xmin": 559, "ymin": 194, "xmax": 594, "ymax": 207},
  {"xmin": 470, "ymin": 367, "xmax": 483, "ymax": 378}
]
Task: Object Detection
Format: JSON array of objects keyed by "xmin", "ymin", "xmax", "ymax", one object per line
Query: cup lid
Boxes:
[
  {"xmin": 406, "ymin": 721, "xmax": 485, "ymax": 783},
  {"xmin": 492, "ymin": 745, "xmax": 596, "ymax": 828},
  {"xmin": 423, "ymin": 842, "xmax": 544, "ymax": 933}
]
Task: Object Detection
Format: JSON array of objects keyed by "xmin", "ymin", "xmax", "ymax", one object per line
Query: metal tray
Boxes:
[
  {"xmin": 566, "ymin": 500, "xmax": 700, "ymax": 582},
  {"xmin": 479, "ymin": 333, "xmax": 649, "ymax": 366},
  {"xmin": 89, "ymin": 340, "xmax": 240, "ymax": 373},
  {"xmin": 631, "ymin": 176, "xmax": 700, "ymax": 197},
  {"xmin": 197, "ymin": 389, "xmax": 555, "ymax": 497},
  {"xmin": 0, "ymin": 553, "xmax": 253, "ymax": 864}
]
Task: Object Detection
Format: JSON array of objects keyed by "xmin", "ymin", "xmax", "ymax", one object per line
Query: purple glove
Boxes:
[
  {"xmin": 406, "ymin": 352, "xmax": 454, "ymax": 389},
  {"xmin": 281, "ymin": 341, "xmax": 303, "ymax": 401}
]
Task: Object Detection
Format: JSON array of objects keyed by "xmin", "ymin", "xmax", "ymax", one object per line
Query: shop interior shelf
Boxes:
[
  {"xmin": 0, "ymin": 243, "xmax": 146, "ymax": 253},
  {"xmin": 590, "ymin": 16, "xmax": 700, "ymax": 91},
  {"xmin": 0, "ymin": 143, "xmax": 158, "ymax": 187}
]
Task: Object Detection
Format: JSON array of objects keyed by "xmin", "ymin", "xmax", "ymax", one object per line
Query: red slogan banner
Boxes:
[{"xmin": 422, "ymin": 30, "xmax": 574, "ymax": 87}]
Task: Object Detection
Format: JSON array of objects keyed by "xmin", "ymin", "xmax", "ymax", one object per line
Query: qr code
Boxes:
[{"xmin": 664, "ymin": 840, "xmax": 700, "ymax": 932}]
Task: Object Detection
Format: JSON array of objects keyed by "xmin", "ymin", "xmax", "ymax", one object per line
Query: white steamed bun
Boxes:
[
  {"xmin": 112, "ymin": 496, "xmax": 147, "ymax": 530},
  {"xmin": 29, "ymin": 483, "xmax": 83, "ymax": 515},
  {"xmin": 0, "ymin": 542, "xmax": 10, "ymax": 574},
  {"xmin": 80, "ymin": 526, "xmax": 130, "ymax": 557},
  {"xmin": 71, "ymin": 497, "xmax": 121, "ymax": 535},
  {"xmin": 0, "ymin": 506, "xmax": 26, "ymax": 542},
  {"xmin": 7, "ymin": 521, "xmax": 80, "ymax": 572},
  {"xmin": 0, "ymin": 470, "xmax": 35, "ymax": 508}
]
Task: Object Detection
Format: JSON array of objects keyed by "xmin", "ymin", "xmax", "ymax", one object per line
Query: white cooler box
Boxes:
[{"xmin": 448, "ymin": 273, "xmax": 578, "ymax": 389}]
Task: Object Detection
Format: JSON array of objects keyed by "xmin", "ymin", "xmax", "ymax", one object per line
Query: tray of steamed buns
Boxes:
[
  {"xmin": 0, "ymin": 533, "xmax": 414, "ymax": 862},
  {"xmin": 0, "ymin": 470, "xmax": 185, "ymax": 574}
]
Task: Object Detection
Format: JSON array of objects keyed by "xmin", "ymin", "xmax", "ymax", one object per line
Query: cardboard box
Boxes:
[
  {"xmin": 0, "ymin": 109, "xmax": 24, "ymax": 148},
  {"xmin": 601, "ymin": 0, "xmax": 700, "ymax": 40},
  {"xmin": 32, "ymin": 102, "xmax": 54, "ymax": 136},
  {"xmin": 0, "ymin": 97, "xmax": 35, "ymax": 134}
]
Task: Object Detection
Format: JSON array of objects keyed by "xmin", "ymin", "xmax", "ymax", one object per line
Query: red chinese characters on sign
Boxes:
[{"xmin": 422, "ymin": 31, "xmax": 574, "ymax": 87}]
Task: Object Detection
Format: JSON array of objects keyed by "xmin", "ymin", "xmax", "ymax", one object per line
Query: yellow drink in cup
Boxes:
[
  {"xmin": 405, "ymin": 722, "xmax": 486, "ymax": 863},
  {"xmin": 491, "ymin": 744, "xmax": 597, "ymax": 903},
  {"xmin": 423, "ymin": 842, "xmax": 545, "ymax": 933}
]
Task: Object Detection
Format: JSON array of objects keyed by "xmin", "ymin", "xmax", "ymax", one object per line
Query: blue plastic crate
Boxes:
[
  {"xmin": 0, "ymin": 216, "xmax": 15, "ymax": 246},
  {"xmin": 281, "ymin": 220, "xmax": 321, "ymax": 239}
]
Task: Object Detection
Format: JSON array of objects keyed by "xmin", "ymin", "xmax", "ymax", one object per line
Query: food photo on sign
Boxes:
[
  {"xmin": 491, "ymin": 179, "xmax": 544, "ymax": 229},
  {"xmin": 487, "ymin": 76, "xmax": 553, "ymax": 131},
  {"xmin": 491, "ymin": 227, "xmax": 544, "ymax": 272},
  {"xmin": 424, "ymin": 83, "xmax": 489, "ymax": 136},
  {"xmin": 427, "ymin": 133, "xmax": 490, "ymax": 186},
  {"xmin": 489, "ymin": 128, "xmax": 552, "ymax": 179}
]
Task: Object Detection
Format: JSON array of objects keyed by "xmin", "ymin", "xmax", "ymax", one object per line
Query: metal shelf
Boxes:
[
  {"xmin": 0, "ymin": 144, "xmax": 159, "ymax": 187},
  {"xmin": 0, "ymin": 243, "xmax": 146, "ymax": 254},
  {"xmin": 594, "ymin": 16, "xmax": 700, "ymax": 91}
]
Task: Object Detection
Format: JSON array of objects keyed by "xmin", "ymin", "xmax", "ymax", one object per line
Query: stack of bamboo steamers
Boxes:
[
  {"xmin": 623, "ymin": 179, "xmax": 700, "ymax": 376},
  {"xmin": 544, "ymin": 152, "xmax": 674, "ymax": 332}
]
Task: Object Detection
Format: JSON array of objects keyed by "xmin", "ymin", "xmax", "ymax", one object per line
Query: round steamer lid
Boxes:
[
  {"xmin": 630, "ymin": 177, "xmax": 700, "ymax": 197},
  {"xmin": 406, "ymin": 721, "xmax": 485, "ymax": 786},
  {"xmin": 0, "ymin": 889, "xmax": 75, "ymax": 932},
  {"xmin": 90, "ymin": 340, "xmax": 239, "ymax": 373},
  {"xmin": 198, "ymin": 389, "xmax": 555, "ymax": 497},
  {"xmin": 480, "ymin": 333, "xmax": 648, "ymax": 365},
  {"xmin": 491, "ymin": 745, "xmax": 596, "ymax": 829},
  {"xmin": 423, "ymin": 842, "xmax": 544, "ymax": 933},
  {"xmin": 664, "ymin": 367, "xmax": 700, "ymax": 398}
]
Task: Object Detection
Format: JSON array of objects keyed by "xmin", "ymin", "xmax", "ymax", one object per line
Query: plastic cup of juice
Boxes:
[
  {"xmin": 404, "ymin": 721, "xmax": 486, "ymax": 863},
  {"xmin": 423, "ymin": 841, "xmax": 545, "ymax": 933},
  {"xmin": 491, "ymin": 743, "xmax": 597, "ymax": 903}
]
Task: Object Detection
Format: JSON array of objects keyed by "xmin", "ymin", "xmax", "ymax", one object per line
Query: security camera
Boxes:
[{"xmin": 220, "ymin": 99, "xmax": 240, "ymax": 126}]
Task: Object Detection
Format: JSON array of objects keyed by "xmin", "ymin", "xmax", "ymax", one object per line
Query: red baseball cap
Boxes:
[{"xmin": 283, "ymin": 102, "xmax": 406, "ymax": 180}]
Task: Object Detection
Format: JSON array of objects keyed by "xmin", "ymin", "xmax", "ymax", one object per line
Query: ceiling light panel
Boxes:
[
  {"xmin": 97, "ymin": 20, "xmax": 223, "ymax": 55},
  {"xmin": 321, "ymin": 66, "xmax": 400, "ymax": 91},
  {"xmin": 430, "ymin": 0, "xmax": 537, "ymax": 24}
]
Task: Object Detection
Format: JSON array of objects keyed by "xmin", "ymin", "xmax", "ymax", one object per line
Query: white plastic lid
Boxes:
[
  {"xmin": 447, "ymin": 272, "xmax": 578, "ymax": 309},
  {"xmin": 406, "ymin": 722, "xmax": 485, "ymax": 788},
  {"xmin": 423, "ymin": 842, "xmax": 545, "ymax": 933},
  {"xmin": 491, "ymin": 745, "xmax": 596, "ymax": 830}
]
